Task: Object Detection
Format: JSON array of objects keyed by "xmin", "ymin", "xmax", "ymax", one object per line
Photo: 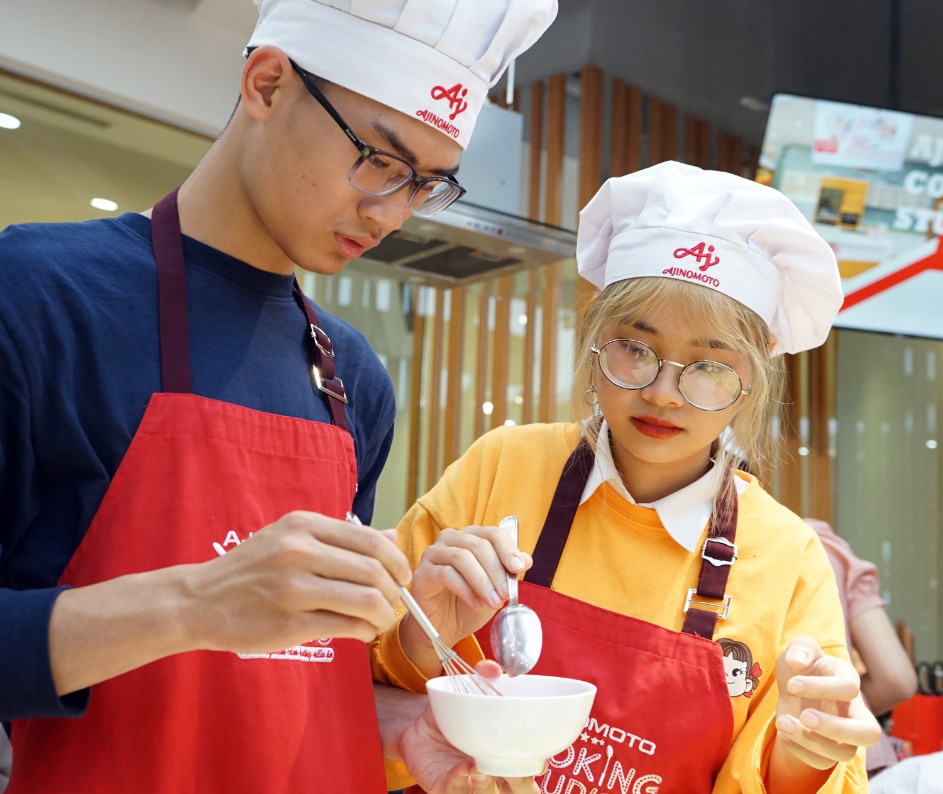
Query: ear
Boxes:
[
  {"xmin": 745, "ymin": 678, "xmax": 753, "ymax": 693},
  {"xmin": 240, "ymin": 46, "xmax": 294, "ymax": 122}
]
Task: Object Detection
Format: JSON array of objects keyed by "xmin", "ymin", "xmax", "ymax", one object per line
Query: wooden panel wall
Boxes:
[
  {"xmin": 523, "ymin": 80, "xmax": 545, "ymax": 427},
  {"xmin": 578, "ymin": 67, "xmax": 603, "ymax": 212},
  {"xmin": 490, "ymin": 275, "xmax": 514, "ymax": 429},
  {"xmin": 538, "ymin": 266, "xmax": 561, "ymax": 423},
  {"xmin": 576, "ymin": 67, "xmax": 604, "ymax": 325},
  {"xmin": 425, "ymin": 288, "xmax": 446, "ymax": 492},
  {"xmin": 473, "ymin": 283, "xmax": 491, "ymax": 440},
  {"xmin": 661, "ymin": 104, "xmax": 678, "ymax": 162},
  {"xmin": 648, "ymin": 97, "xmax": 664, "ymax": 164},
  {"xmin": 529, "ymin": 82, "xmax": 544, "ymax": 221},
  {"xmin": 610, "ymin": 80, "xmax": 628, "ymax": 177},
  {"xmin": 406, "ymin": 285, "xmax": 425, "ymax": 507},
  {"xmin": 538, "ymin": 73, "xmax": 567, "ymax": 423},
  {"xmin": 443, "ymin": 286, "xmax": 465, "ymax": 468},
  {"xmin": 778, "ymin": 353, "xmax": 804, "ymax": 512},
  {"xmin": 695, "ymin": 119, "xmax": 711, "ymax": 169},
  {"xmin": 772, "ymin": 342, "xmax": 836, "ymax": 519},
  {"xmin": 717, "ymin": 131, "xmax": 732, "ymax": 173},
  {"xmin": 610, "ymin": 80, "xmax": 643, "ymax": 177},
  {"xmin": 523, "ymin": 269, "xmax": 538, "ymax": 425},
  {"xmin": 544, "ymin": 74, "xmax": 567, "ymax": 226},
  {"xmin": 626, "ymin": 85, "xmax": 643, "ymax": 173},
  {"xmin": 684, "ymin": 114, "xmax": 698, "ymax": 166}
]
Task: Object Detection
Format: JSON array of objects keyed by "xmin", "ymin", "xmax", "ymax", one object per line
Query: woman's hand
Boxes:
[
  {"xmin": 399, "ymin": 662, "xmax": 542, "ymax": 794},
  {"xmin": 399, "ymin": 707, "xmax": 541, "ymax": 794},
  {"xmin": 771, "ymin": 636, "xmax": 880, "ymax": 785},
  {"xmin": 402, "ymin": 526, "xmax": 532, "ymax": 666}
]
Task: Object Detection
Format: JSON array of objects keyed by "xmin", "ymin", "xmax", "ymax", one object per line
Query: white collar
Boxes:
[{"xmin": 578, "ymin": 419, "xmax": 748, "ymax": 553}]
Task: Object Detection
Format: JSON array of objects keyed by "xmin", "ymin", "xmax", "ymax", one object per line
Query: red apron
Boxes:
[
  {"xmin": 8, "ymin": 190, "xmax": 388, "ymax": 793},
  {"xmin": 475, "ymin": 440, "xmax": 738, "ymax": 794}
]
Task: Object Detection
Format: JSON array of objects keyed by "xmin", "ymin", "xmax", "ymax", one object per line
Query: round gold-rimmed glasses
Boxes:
[{"xmin": 591, "ymin": 339, "xmax": 751, "ymax": 411}]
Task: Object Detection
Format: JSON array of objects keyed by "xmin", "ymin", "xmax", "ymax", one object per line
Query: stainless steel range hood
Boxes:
[{"xmin": 356, "ymin": 200, "xmax": 576, "ymax": 286}]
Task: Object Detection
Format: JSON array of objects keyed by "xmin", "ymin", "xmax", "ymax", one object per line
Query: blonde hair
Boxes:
[{"xmin": 572, "ymin": 277, "xmax": 783, "ymax": 521}]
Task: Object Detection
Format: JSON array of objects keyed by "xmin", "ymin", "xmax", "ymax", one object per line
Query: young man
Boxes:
[{"xmin": 0, "ymin": 1, "xmax": 556, "ymax": 791}]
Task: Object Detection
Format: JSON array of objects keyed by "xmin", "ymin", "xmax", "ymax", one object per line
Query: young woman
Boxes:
[{"xmin": 373, "ymin": 161, "xmax": 879, "ymax": 793}]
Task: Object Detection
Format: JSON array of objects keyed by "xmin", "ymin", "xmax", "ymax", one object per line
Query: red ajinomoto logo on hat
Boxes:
[
  {"xmin": 663, "ymin": 241, "xmax": 722, "ymax": 287},
  {"xmin": 673, "ymin": 242, "xmax": 720, "ymax": 271},
  {"xmin": 431, "ymin": 83, "xmax": 469, "ymax": 120},
  {"xmin": 416, "ymin": 83, "xmax": 468, "ymax": 139},
  {"xmin": 415, "ymin": 109, "xmax": 461, "ymax": 139}
]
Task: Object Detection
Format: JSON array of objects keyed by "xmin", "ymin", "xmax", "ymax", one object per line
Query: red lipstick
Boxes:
[{"xmin": 631, "ymin": 415, "xmax": 683, "ymax": 440}]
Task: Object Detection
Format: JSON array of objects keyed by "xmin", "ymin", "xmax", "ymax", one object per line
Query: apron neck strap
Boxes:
[
  {"xmin": 291, "ymin": 280, "xmax": 350, "ymax": 432},
  {"xmin": 524, "ymin": 436, "xmax": 595, "ymax": 588},
  {"xmin": 151, "ymin": 189, "xmax": 350, "ymax": 432},
  {"xmin": 524, "ymin": 422, "xmax": 739, "ymax": 641},
  {"xmin": 680, "ymin": 481, "xmax": 738, "ymax": 640},
  {"xmin": 152, "ymin": 188, "xmax": 192, "ymax": 395}
]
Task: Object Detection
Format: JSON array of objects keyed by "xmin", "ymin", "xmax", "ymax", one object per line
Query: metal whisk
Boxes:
[{"xmin": 346, "ymin": 513, "xmax": 502, "ymax": 696}]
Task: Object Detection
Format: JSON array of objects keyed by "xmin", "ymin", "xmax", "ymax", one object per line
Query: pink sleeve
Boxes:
[{"xmin": 804, "ymin": 519, "xmax": 888, "ymax": 623}]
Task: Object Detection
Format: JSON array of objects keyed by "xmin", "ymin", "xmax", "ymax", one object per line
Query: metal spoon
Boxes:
[{"xmin": 489, "ymin": 515, "xmax": 543, "ymax": 675}]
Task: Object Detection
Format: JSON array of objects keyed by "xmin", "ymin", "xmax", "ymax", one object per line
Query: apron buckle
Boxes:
[
  {"xmin": 313, "ymin": 366, "xmax": 348, "ymax": 403},
  {"xmin": 309, "ymin": 324, "xmax": 336, "ymax": 358},
  {"xmin": 683, "ymin": 588, "xmax": 731, "ymax": 619},
  {"xmin": 701, "ymin": 536, "xmax": 737, "ymax": 567}
]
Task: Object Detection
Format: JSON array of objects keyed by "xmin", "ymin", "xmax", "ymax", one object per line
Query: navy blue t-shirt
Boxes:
[{"xmin": 0, "ymin": 213, "xmax": 396, "ymax": 721}]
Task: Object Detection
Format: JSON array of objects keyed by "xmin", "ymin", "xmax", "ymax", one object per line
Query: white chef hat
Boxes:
[
  {"xmin": 577, "ymin": 161, "xmax": 843, "ymax": 355},
  {"xmin": 245, "ymin": 0, "xmax": 557, "ymax": 149}
]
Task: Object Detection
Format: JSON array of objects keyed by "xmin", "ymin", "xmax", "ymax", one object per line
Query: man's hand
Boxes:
[
  {"xmin": 186, "ymin": 511, "xmax": 412, "ymax": 652},
  {"xmin": 771, "ymin": 636, "xmax": 880, "ymax": 782},
  {"xmin": 49, "ymin": 512, "xmax": 411, "ymax": 696}
]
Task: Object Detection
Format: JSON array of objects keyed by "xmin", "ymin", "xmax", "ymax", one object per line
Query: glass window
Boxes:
[{"xmin": 835, "ymin": 329, "xmax": 943, "ymax": 658}]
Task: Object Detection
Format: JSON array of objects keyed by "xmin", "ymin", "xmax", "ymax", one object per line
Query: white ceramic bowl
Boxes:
[{"xmin": 426, "ymin": 674, "xmax": 597, "ymax": 777}]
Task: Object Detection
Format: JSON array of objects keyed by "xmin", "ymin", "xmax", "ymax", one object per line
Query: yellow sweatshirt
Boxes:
[{"xmin": 373, "ymin": 423, "xmax": 868, "ymax": 793}]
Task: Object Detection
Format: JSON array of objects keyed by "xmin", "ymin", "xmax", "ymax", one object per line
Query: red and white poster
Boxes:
[
  {"xmin": 760, "ymin": 94, "xmax": 943, "ymax": 339},
  {"xmin": 811, "ymin": 100, "xmax": 914, "ymax": 172}
]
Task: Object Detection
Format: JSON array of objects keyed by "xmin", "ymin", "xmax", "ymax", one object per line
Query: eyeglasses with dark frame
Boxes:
[
  {"xmin": 591, "ymin": 338, "xmax": 752, "ymax": 412},
  {"xmin": 289, "ymin": 60, "xmax": 466, "ymax": 217}
]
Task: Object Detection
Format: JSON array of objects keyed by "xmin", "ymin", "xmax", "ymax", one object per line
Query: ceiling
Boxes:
[{"xmin": 502, "ymin": 0, "xmax": 943, "ymax": 147}]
